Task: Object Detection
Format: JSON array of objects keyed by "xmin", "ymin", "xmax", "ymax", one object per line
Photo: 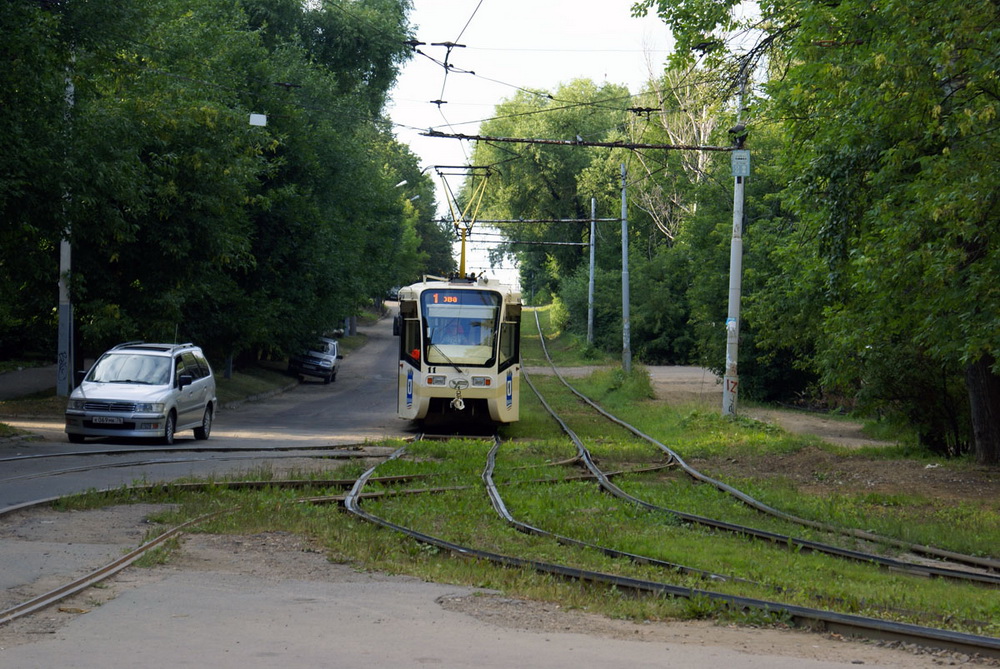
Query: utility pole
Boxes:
[
  {"xmin": 621, "ymin": 165, "xmax": 631, "ymax": 374},
  {"xmin": 56, "ymin": 55, "xmax": 75, "ymax": 396},
  {"xmin": 588, "ymin": 197, "xmax": 596, "ymax": 346},
  {"xmin": 723, "ymin": 84, "xmax": 750, "ymax": 416}
]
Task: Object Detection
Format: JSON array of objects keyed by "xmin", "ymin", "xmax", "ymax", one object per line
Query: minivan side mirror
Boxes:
[{"xmin": 178, "ymin": 373, "xmax": 194, "ymax": 389}]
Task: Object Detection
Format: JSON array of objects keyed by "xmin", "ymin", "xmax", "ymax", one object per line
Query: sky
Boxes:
[{"xmin": 385, "ymin": 1, "xmax": 675, "ymax": 283}]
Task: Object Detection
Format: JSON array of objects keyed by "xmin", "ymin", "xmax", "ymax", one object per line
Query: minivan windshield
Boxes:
[{"xmin": 87, "ymin": 353, "xmax": 172, "ymax": 385}]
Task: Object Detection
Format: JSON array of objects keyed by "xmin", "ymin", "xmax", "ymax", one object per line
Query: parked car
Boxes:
[
  {"xmin": 65, "ymin": 342, "xmax": 217, "ymax": 445},
  {"xmin": 287, "ymin": 337, "xmax": 343, "ymax": 384}
]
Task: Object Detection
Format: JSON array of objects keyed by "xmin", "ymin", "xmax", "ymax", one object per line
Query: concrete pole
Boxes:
[
  {"xmin": 57, "ymin": 240, "xmax": 73, "ymax": 395},
  {"xmin": 722, "ymin": 173, "xmax": 745, "ymax": 416},
  {"xmin": 587, "ymin": 197, "xmax": 595, "ymax": 346},
  {"xmin": 57, "ymin": 58, "xmax": 75, "ymax": 396},
  {"xmin": 621, "ymin": 165, "xmax": 631, "ymax": 374}
]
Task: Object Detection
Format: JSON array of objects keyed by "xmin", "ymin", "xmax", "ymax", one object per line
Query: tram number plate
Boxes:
[{"xmin": 92, "ymin": 416, "xmax": 123, "ymax": 424}]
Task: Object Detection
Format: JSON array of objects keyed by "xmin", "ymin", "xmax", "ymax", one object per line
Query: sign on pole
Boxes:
[{"xmin": 731, "ymin": 149, "xmax": 750, "ymax": 177}]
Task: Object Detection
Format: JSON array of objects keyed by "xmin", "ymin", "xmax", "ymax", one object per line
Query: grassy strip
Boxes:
[
  {"xmin": 64, "ymin": 439, "xmax": 995, "ymax": 635},
  {"xmin": 26, "ymin": 305, "xmax": 1000, "ymax": 636}
]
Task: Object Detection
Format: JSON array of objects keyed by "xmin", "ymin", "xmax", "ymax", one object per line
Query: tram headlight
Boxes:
[
  {"xmin": 471, "ymin": 376, "xmax": 492, "ymax": 387},
  {"xmin": 426, "ymin": 375, "xmax": 447, "ymax": 386}
]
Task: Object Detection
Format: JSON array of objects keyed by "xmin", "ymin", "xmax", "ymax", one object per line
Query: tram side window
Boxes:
[
  {"xmin": 498, "ymin": 319, "xmax": 520, "ymax": 372},
  {"xmin": 401, "ymin": 318, "xmax": 422, "ymax": 366}
]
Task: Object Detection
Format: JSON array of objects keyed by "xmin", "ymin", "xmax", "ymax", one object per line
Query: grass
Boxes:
[
  {"xmin": 59, "ymin": 433, "xmax": 1000, "ymax": 636},
  {"xmin": 214, "ymin": 364, "xmax": 294, "ymax": 406},
  {"xmin": 526, "ymin": 305, "xmax": 616, "ymax": 367},
  {"xmin": 12, "ymin": 307, "xmax": 1000, "ymax": 637},
  {"xmin": 0, "ymin": 357, "xmax": 53, "ymax": 375}
]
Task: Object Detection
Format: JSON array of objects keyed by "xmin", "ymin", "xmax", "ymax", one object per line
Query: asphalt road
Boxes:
[{"xmin": 0, "ymin": 311, "xmax": 412, "ymax": 511}]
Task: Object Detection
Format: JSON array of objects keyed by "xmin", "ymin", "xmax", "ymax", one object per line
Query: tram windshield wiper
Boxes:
[{"xmin": 429, "ymin": 344, "xmax": 463, "ymax": 374}]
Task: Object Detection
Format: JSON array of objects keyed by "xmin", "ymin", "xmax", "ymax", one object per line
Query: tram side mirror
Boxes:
[
  {"xmin": 399, "ymin": 299, "xmax": 417, "ymax": 317},
  {"xmin": 393, "ymin": 314, "xmax": 401, "ymax": 336},
  {"xmin": 507, "ymin": 304, "xmax": 522, "ymax": 321}
]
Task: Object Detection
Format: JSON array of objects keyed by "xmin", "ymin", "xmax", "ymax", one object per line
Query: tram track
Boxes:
[
  {"xmin": 529, "ymin": 310, "xmax": 1000, "ymax": 581},
  {"xmin": 4, "ymin": 432, "xmax": 999, "ymax": 658},
  {"xmin": 342, "ymin": 438, "xmax": 1000, "ymax": 659},
  {"xmin": 2, "ymin": 313, "xmax": 998, "ymax": 660},
  {"xmin": 526, "ymin": 367, "xmax": 1000, "ymax": 586},
  {"xmin": 0, "ymin": 442, "xmax": 658, "ymax": 627},
  {"xmin": 332, "ymin": 311, "xmax": 1000, "ymax": 656}
]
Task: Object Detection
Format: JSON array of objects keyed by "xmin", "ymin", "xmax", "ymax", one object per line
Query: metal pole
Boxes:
[
  {"xmin": 57, "ymin": 56, "xmax": 75, "ymax": 396},
  {"xmin": 620, "ymin": 165, "xmax": 631, "ymax": 374},
  {"xmin": 57, "ymin": 240, "xmax": 73, "ymax": 395},
  {"xmin": 587, "ymin": 197, "xmax": 595, "ymax": 346},
  {"xmin": 722, "ymin": 173, "xmax": 745, "ymax": 416}
]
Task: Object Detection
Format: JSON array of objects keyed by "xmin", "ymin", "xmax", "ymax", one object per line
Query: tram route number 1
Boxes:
[{"xmin": 431, "ymin": 293, "xmax": 459, "ymax": 304}]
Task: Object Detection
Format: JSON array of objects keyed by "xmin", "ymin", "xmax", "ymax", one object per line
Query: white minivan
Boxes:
[{"xmin": 65, "ymin": 342, "xmax": 217, "ymax": 445}]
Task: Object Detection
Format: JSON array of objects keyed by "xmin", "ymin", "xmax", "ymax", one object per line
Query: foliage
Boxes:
[
  {"xmin": 466, "ymin": 79, "xmax": 632, "ymax": 298},
  {"xmin": 634, "ymin": 0, "xmax": 1000, "ymax": 463},
  {"xmin": 0, "ymin": 0, "xmax": 449, "ymax": 369}
]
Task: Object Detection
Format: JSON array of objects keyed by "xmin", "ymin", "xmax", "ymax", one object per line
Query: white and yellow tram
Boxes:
[{"xmin": 396, "ymin": 274, "xmax": 521, "ymax": 424}]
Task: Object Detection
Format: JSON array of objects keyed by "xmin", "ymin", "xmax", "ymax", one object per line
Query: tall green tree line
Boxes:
[
  {"xmin": 465, "ymin": 2, "xmax": 998, "ymax": 464},
  {"xmin": 635, "ymin": 0, "xmax": 1000, "ymax": 464},
  {"xmin": 1, "ymin": 0, "xmax": 452, "ymax": 365}
]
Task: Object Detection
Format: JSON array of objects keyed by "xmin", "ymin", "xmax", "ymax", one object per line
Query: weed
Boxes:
[{"xmin": 134, "ymin": 536, "xmax": 181, "ymax": 567}]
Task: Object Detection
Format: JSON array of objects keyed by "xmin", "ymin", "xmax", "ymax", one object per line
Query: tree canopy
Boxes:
[
  {"xmin": 635, "ymin": 0, "xmax": 1000, "ymax": 463},
  {"xmin": 1, "ymin": 0, "xmax": 449, "ymax": 365},
  {"xmin": 459, "ymin": 1, "xmax": 999, "ymax": 464}
]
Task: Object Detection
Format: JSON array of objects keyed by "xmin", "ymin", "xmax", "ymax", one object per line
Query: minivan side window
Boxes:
[
  {"xmin": 194, "ymin": 352, "xmax": 212, "ymax": 377},
  {"xmin": 180, "ymin": 352, "xmax": 204, "ymax": 379}
]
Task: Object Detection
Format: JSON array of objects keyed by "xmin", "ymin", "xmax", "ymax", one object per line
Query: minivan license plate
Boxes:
[{"xmin": 92, "ymin": 416, "xmax": 123, "ymax": 424}]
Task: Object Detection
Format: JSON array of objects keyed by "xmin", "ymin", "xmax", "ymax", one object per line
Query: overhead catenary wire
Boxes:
[{"xmin": 422, "ymin": 130, "xmax": 734, "ymax": 152}]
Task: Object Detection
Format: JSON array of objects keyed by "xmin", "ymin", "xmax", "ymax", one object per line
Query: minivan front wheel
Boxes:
[
  {"xmin": 162, "ymin": 412, "xmax": 176, "ymax": 445},
  {"xmin": 194, "ymin": 406, "xmax": 213, "ymax": 440}
]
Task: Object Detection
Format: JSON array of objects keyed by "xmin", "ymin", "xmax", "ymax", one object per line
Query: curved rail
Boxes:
[
  {"xmin": 531, "ymin": 310, "xmax": 1000, "ymax": 576},
  {"xmin": 522, "ymin": 368, "xmax": 1000, "ymax": 587},
  {"xmin": 342, "ymin": 439, "xmax": 1000, "ymax": 658},
  {"xmin": 0, "ymin": 508, "xmax": 234, "ymax": 626}
]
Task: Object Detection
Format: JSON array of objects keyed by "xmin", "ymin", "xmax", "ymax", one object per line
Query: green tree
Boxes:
[
  {"xmin": 0, "ymin": 2, "xmax": 67, "ymax": 356},
  {"xmin": 636, "ymin": 0, "xmax": 1000, "ymax": 463},
  {"xmin": 467, "ymin": 79, "xmax": 632, "ymax": 295},
  {"xmin": 1, "ymin": 0, "xmax": 419, "ymax": 368}
]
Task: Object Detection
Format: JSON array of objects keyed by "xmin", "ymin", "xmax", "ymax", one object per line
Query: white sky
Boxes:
[{"xmin": 386, "ymin": 0, "xmax": 675, "ymax": 282}]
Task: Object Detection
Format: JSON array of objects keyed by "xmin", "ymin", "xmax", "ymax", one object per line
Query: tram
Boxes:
[{"xmin": 396, "ymin": 273, "xmax": 521, "ymax": 424}]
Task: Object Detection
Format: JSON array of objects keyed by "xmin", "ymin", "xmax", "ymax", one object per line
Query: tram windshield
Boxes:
[{"xmin": 421, "ymin": 289, "xmax": 501, "ymax": 366}]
